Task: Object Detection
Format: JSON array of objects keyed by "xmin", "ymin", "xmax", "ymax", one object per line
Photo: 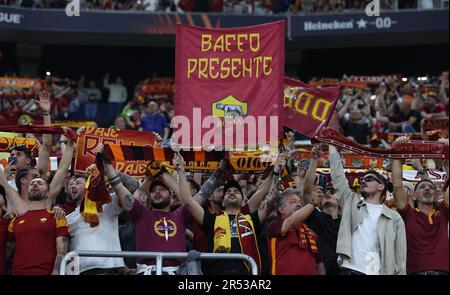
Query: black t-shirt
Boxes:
[
  {"xmin": 343, "ymin": 122, "xmax": 371, "ymax": 144},
  {"xmin": 201, "ymin": 208, "xmax": 261, "ymax": 275},
  {"xmin": 391, "ymin": 109, "xmax": 422, "ymax": 132},
  {"xmin": 305, "ymin": 209, "xmax": 341, "ymax": 274}
]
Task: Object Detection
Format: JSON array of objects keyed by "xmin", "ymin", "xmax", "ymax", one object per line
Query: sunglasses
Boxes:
[{"xmin": 361, "ymin": 175, "xmax": 382, "ymax": 184}]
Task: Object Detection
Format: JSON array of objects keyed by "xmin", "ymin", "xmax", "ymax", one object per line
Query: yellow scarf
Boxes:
[{"xmin": 213, "ymin": 211, "xmax": 261, "ymax": 273}]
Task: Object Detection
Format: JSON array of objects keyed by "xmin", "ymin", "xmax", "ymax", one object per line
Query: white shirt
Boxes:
[
  {"xmin": 341, "ymin": 203, "xmax": 383, "ymax": 275},
  {"xmin": 67, "ymin": 194, "xmax": 125, "ymax": 273}
]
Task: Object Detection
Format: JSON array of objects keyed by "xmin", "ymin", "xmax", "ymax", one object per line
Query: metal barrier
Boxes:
[{"xmin": 60, "ymin": 250, "xmax": 258, "ymax": 275}]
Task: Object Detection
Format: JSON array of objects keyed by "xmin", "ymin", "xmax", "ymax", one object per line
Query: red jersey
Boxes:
[
  {"xmin": 8, "ymin": 209, "xmax": 70, "ymax": 275},
  {"xmin": 398, "ymin": 202, "xmax": 449, "ymax": 273},
  {"xmin": 267, "ymin": 219, "xmax": 318, "ymax": 275},
  {"xmin": 0, "ymin": 218, "xmax": 10, "ymax": 275}
]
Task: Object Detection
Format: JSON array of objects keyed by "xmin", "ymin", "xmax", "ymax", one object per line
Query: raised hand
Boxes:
[
  {"xmin": 311, "ymin": 144, "xmax": 322, "ymax": 160},
  {"xmin": 76, "ymin": 127, "xmax": 86, "ymax": 137},
  {"xmin": 36, "ymin": 90, "xmax": 51, "ymax": 114},
  {"xmin": 172, "ymin": 153, "xmax": 185, "ymax": 172},
  {"xmin": 274, "ymin": 152, "xmax": 288, "ymax": 174},
  {"xmin": 393, "ymin": 136, "xmax": 409, "ymax": 146},
  {"xmin": 153, "ymin": 132, "xmax": 163, "ymax": 144}
]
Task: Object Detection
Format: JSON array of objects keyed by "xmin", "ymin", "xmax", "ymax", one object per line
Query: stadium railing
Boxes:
[{"xmin": 60, "ymin": 250, "xmax": 258, "ymax": 275}]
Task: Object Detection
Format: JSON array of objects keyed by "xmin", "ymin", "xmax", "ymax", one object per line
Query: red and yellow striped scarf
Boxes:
[{"xmin": 297, "ymin": 224, "xmax": 319, "ymax": 254}]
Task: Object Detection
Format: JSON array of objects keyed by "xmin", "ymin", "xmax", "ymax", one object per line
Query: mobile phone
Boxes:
[
  {"xmin": 317, "ymin": 175, "xmax": 327, "ymax": 193},
  {"xmin": 8, "ymin": 156, "xmax": 17, "ymax": 165}
]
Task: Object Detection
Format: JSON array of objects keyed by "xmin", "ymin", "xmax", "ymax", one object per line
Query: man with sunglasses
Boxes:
[
  {"xmin": 329, "ymin": 144, "xmax": 406, "ymax": 275},
  {"xmin": 392, "ymin": 137, "xmax": 448, "ymax": 275}
]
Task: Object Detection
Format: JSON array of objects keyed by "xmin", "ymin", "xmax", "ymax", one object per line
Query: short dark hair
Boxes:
[
  {"xmin": 10, "ymin": 144, "xmax": 32, "ymax": 159},
  {"xmin": 414, "ymin": 179, "xmax": 435, "ymax": 192},
  {"xmin": 15, "ymin": 167, "xmax": 36, "ymax": 195}
]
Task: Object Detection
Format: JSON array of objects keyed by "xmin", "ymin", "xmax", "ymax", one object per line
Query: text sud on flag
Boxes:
[{"xmin": 174, "ymin": 21, "xmax": 285, "ymax": 151}]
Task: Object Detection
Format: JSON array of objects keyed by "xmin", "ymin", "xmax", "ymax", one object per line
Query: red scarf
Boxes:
[
  {"xmin": 297, "ymin": 224, "xmax": 319, "ymax": 255},
  {"xmin": 316, "ymin": 127, "xmax": 449, "ymax": 159},
  {"xmin": 236, "ymin": 211, "xmax": 262, "ymax": 274},
  {"xmin": 0, "ymin": 125, "xmax": 78, "ymax": 141}
]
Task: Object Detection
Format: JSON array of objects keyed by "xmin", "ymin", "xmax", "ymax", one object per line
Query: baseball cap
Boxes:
[{"xmin": 149, "ymin": 179, "xmax": 170, "ymax": 193}]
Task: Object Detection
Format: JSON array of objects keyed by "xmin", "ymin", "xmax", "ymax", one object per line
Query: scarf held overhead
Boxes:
[
  {"xmin": 79, "ymin": 153, "xmax": 111, "ymax": 227},
  {"xmin": 315, "ymin": 127, "xmax": 449, "ymax": 159},
  {"xmin": 103, "ymin": 144, "xmax": 225, "ymax": 162},
  {"xmin": 0, "ymin": 125, "xmax": 78, "ymax": 141}
]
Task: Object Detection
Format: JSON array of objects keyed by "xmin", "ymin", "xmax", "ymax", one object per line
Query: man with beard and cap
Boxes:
[
  {"xmin": 6, "ymin": 177, "xmax": 70, "ymax": 275},
  {"xmin": 174, "ymin": 152, "xmax": 279, "ymax": 275},
  {"xmin": 329, "ymin": 144, "xmax": 406, "ymax": 275},
  {"xmin": 101, "ymin": 149, "xmax": 227, "ymax": 275},
  {"xmin": 392, "ymin": 137, "xmax": 449, "ymax": 275}
]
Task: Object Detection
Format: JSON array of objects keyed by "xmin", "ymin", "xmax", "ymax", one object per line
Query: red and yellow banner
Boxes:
[
  {"xmin": 0, "ymin": 136, "xmax": 39, "ymax": 155},
  {"xmin": 175, "ymin": 21, "xmax": 285, "ymax": 149},
  {"xmin": 74, "ymin": 128, "xmax": 155, "ymax": 177},
  {"xmin": 283, "ymin": 77, "xmax": 340, "ymax": 138},
  {"xmin": 52, "ymin": 121, "xmax": 97, "ymax": 128}
]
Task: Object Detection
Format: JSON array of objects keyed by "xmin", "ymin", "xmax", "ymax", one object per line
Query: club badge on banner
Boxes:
[
  {"xmin": 75, "ymin": 128, "xmax": 155, "ymax": 177},
  {"xmin": 175, "ymin": 21, "xmax": 285, "ymax": 150}
]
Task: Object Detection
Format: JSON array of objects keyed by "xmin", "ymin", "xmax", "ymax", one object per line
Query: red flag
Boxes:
[
  {"xmin": 175, "ymin": 21, "xmax": 285, "ymax": 150},
  {"xmin": 282, "ymin": 78, "xmax": 340, "ymax": 138}
]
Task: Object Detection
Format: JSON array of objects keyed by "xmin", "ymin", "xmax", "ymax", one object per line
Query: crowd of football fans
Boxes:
[
  {"xmin": 1, "ymin": 0, "xmax": 444, "ymax": 14},
  {"xmin": 0, "ymin": 69, "xmax": 448, "ymax": 275}
]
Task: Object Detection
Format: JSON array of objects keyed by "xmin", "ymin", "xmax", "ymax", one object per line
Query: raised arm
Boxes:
[
  {"xmin": 193, "ymin": 160, "xmax": 226, "ymax": 206},
  {"xmin": 247, "ymin": 162, "xmax": 275, "ymax": 213},
  {"xmin": 0, "ymin": 166, "xmax": 27, "ymax": 215},
  {"xmin": 257, "ymin": 170, "xmax": 278, "ymax": 224},
  {"xmin": 439, "ymin": 138, "xmax": 449, "ymax": 205},
  {"xmin": 49, "ymin": 128, "xmax": 76, "ymax": 202},
  {"xmin": 391, "ymin": 137, "xmax": 409, "ymax": 210},
  {"xmin": 392, "ymin": 159, "xmax": 408, "ymax": 210},
  {"xmin": 303, "ymin": 145, "xmax": 321, "ymax": 205},
  {"xmin": 280, "ymin": 203, "xmax": 317, "ymax": 235},
  {"xmin": 329, "ymin": 144, "xmax": 352, "ymax": 204},
  {"xmin": 173, "ymin": 153, "xmax": 205, "ymax": 225},
  {"xmin": 103, "ymin": 158, "xmax": 134, "ymax": 211},
  {"xmin": 36, "ymin": 90, "xmax": 53, "ymax": 179}
]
